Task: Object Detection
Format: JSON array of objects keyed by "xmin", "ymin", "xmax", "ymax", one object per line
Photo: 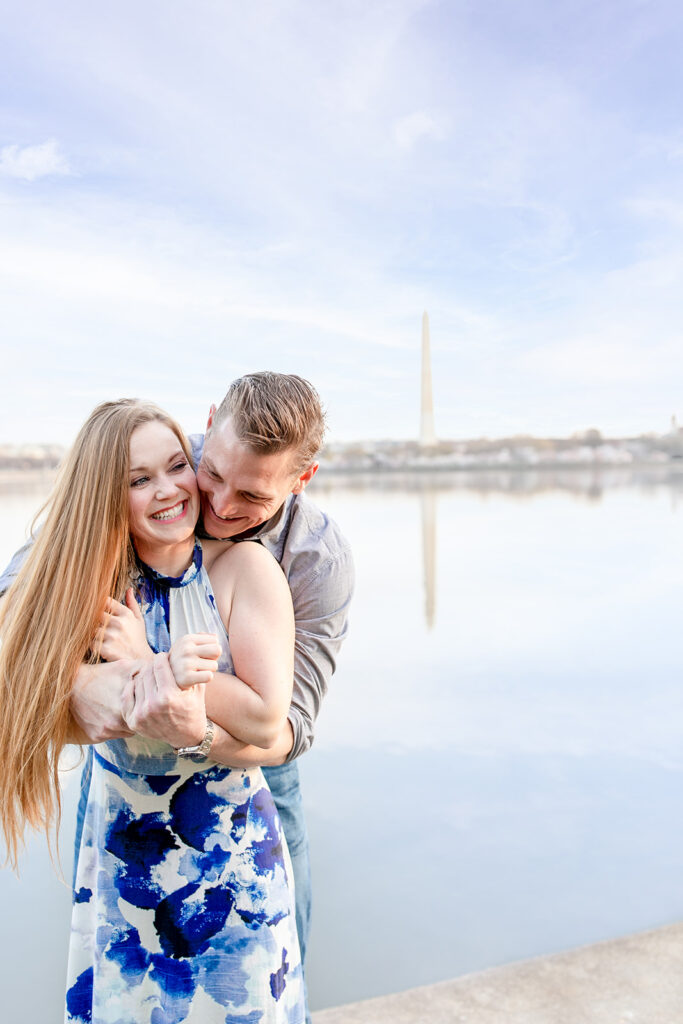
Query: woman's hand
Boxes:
[
  {"xmin": 169, "ymin": 633, "xmax": 221, "ymax": 689},
  {"xmin": 96, "ymin": 589, "xmax": 153, "ymax": 662},
  {"xmin": 121, "ymin": 653, "xmax": 208, "ymax": 749}
]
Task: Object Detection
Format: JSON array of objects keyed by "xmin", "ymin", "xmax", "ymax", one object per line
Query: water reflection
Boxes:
[
  {"xmin": 315, "ymin": 462, "xmax": 683, "ymax": 500},
  {"xmin": 421, "ymin": 490, "xmax": 436, "ymax": 629},
  {"xmin": 1, "ymin": 473, "xmax": 683, "ymax": 1018},
  {"xmin": 302, "ymin": 475, "xmax": 683, "ymax": 1010}
]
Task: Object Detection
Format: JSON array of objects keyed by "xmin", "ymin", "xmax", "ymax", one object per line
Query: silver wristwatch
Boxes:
[{"xmin": 175, "ymin": 718, "xmax": 215, "ymax": 760}]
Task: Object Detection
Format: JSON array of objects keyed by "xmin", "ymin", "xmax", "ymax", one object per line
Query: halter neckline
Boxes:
[{"xmin": 137, "ymin": 541, "xmax": 203, "ymax": 589}]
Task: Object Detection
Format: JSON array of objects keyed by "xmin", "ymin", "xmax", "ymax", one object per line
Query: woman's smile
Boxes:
[{"xmin": 151, "ymin": 500, "xmax": 188, "ymax": 521}]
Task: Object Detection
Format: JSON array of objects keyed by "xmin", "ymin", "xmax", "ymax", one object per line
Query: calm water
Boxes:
[{"xmin": 1, "ymin": 471, "xmax": 682, "ymax": 1019}]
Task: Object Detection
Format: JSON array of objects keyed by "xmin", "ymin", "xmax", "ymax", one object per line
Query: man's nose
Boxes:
[{"xmin": 211, "ymin": 485, "xmax": 237, "ymax": 517}]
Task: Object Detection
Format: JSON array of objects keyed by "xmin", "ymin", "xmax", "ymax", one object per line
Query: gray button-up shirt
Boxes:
[{"xmin": 0, "ymin": 443, "xmax": 354, "ymax": 761}]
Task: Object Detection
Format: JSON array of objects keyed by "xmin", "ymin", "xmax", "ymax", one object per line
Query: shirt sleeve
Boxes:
[
  {"xmin": 285, "ymin": 541, "xmax": 355, "ymax": 761},
  {"xmin": 0, "ymin": 537, "xmax": 34, "ymax": 597}
]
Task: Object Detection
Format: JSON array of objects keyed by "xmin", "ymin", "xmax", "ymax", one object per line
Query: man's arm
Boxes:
[
  {"xmin": 284, "ymin": 541, "xmax": 355, "ymax": 761},
  {"xmin": 0, "ymin": 538, "xmax": 33, "ymax": 597},
  {"xmin": 70, "ymin": 660, "xmax": 136, "ymax": 743}
]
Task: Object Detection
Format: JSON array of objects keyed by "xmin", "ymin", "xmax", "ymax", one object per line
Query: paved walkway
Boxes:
[{"xmin": 312, "ymin": 922, "xmax": 683, "ymax": 1024}]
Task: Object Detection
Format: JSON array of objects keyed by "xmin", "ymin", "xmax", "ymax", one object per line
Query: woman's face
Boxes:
[{"xmin": 128, "ymin": 420, "xmax": 199, "ymax": 555}]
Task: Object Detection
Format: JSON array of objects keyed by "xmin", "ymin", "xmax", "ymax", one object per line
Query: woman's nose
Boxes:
[{"xmin": 155, "ymin": 474, "xmax": 178, "ymax": 499}]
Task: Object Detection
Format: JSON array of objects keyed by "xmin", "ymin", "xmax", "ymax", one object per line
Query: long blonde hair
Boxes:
[{"xmin": 0, "ymin": 398, "xmax": 192, "ymax": 869}]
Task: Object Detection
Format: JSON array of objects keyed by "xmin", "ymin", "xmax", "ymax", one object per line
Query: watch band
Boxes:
[{"xmin": 175, "ymin": 718, "xmax": 215, "ymax": 760}]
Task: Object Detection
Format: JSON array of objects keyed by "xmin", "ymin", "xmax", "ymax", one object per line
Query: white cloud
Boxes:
[
  {"xmin": 626, "ymin": 195, "xmax": 683, "ymax": 231},
  {"xmin": 0, "ymin": 139, "xmax": 71, "ymax": 181},
  {"xmin": 393, "ymin": 110, "xmax": 448, "ymax": 150}
]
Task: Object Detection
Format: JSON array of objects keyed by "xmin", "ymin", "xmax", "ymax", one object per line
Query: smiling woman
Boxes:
[
  {"xmin": 127, "ymin": 421, "xmax": 201, "ymax": 575},
  {"xmin": 0, "ymin": 398, "xmax": 304, "ymax": 1024}
]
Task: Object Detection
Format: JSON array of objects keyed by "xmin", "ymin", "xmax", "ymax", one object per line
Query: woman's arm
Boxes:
[
  {"xmin": 206, "ymin": 541, "xmax": 295, "ymax": 749},
  {"xmin": 208, "ymin": 718, "xmax": 294, "ymax": 768}
]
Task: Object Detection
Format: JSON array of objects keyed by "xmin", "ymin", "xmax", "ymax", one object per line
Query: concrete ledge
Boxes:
[{"xmin": 312, "ymin": 922, "xmax": 683, "ymax": 1024}]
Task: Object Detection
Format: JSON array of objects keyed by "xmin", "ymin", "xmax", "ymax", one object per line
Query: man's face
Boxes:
[{"xmin": 196, "ymin": 415, "xmax": 316, "ymax": 538}]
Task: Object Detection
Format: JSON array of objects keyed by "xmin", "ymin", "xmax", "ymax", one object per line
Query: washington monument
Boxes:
[{"xmin": 420, "ymin": 310, "xmax": 437, "ymax": 448}]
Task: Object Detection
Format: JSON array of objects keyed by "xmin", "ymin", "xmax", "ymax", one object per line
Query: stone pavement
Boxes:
[{"xmin": 312, "ymin": 922, "xmax": 683, "ymax": 1024}]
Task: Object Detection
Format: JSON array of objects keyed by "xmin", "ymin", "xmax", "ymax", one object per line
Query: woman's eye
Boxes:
[
  {"xmin": 130, "ymin": 476, "xmax": 149, "ymax": 488},
  {"xmin": 172, "ymin": 461, "xmax": 189, "ymax": 472}
]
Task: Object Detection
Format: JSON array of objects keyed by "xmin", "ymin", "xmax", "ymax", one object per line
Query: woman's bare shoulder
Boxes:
[
  {"xmin": 200, "ymin": 538, "xmax": 233, "ymax": 572},
  {"xmin": 215, "ymin": 540, "xmax": 279, "ymax": 571},
  {"xmin": 208, "ymin": 540, "xmax": 281, "ymax": 587},
  {"xmin": 206, "ymin": 542, "xmax": 284, "ymax": 624}
]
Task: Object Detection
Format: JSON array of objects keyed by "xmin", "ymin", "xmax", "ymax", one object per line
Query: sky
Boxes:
[{"xmin": 2, "ymin": 0, "xmax": 683, "ymax": 445}]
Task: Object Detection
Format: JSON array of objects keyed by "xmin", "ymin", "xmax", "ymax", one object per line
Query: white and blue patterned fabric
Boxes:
[{"xmin": 65, "ymin": 542, "xmax": 305, "ymax": 1024}]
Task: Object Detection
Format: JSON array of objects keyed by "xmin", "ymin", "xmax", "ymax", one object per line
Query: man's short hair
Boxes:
[{"xmin": 212, "ymin": 371, "xmax": 326, "ymax": 472}]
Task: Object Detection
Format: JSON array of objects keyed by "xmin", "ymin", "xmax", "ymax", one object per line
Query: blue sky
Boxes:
[{"xmin": 2, "ymin": 0, "xmax": 683, "ymax": 444}]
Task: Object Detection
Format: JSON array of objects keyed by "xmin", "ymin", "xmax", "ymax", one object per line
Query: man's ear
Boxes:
[
  {"xmin": 206, "ymin": 404, "xmax": 217, "ymax": 431},
  {"xmin": 291, "ymin": 462, "xmax": 319, "ymax": 495}
]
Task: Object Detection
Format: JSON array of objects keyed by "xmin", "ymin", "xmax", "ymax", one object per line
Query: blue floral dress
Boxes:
[{"xmin": 65, "ymin": 543, "xmax": 305, "ymax": 1024}]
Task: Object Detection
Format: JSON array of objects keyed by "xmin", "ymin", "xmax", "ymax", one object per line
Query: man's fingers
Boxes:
[
  {"xmin": 121, "ymin": 677, "xmax": 136, "ymax": 726},
  {"xmin": 134, "ymin": 671, "xmax": 145, "ymax": 710},
  {"xmin": 153, "ymin": 652, "xmax": 177, "ymax": 693}
]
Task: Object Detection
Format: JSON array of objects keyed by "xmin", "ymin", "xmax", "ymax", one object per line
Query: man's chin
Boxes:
[
  {"xmin": 200, "ymin": 510, "xmax": 247, "ymax": 539},
  {"xmin": 204, "ymin": 522, "xmax": 240, "ymax": 540}
]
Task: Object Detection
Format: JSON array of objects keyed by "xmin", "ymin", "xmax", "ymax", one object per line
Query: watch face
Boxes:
[
  {"xmin": 177, "ymin": 748, "xmax": 205, "ymax": 761},
  {"xmin": 176, "ymin": 720, "xmax": 214, "ymax": 760}
]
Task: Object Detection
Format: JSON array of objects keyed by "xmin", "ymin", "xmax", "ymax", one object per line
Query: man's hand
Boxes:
[
  {"xmin": 169, "ymin": 633, "xmax": 220, "ymax": 688},
  {"xmin": 121, "ymin": 653, "xmax": 208, "ymax": 749},
  {"xmin": 95, "ymin": 589, "xmax": 154, "ymax": 662},
  {"xmin": 71, "ymin": 660, "xmax": 137, "ymax": 743}
]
